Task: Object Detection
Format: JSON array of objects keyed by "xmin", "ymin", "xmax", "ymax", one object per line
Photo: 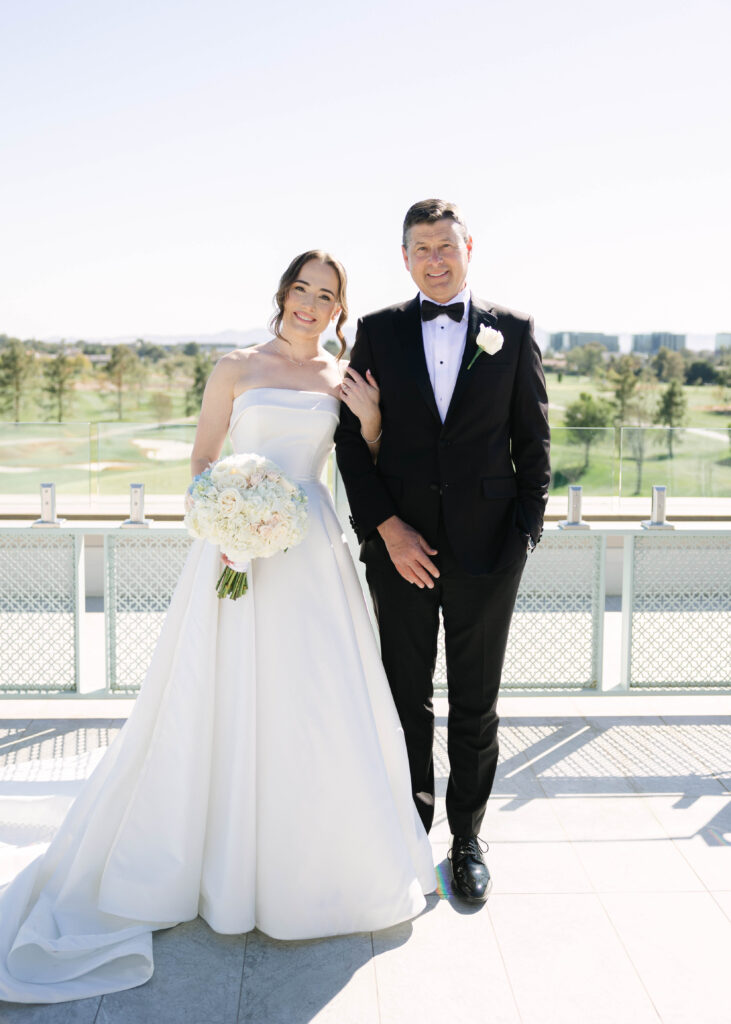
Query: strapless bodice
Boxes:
[{"xmin": 229, "ymin": 387, "xmax": 340, "ymax": 482}]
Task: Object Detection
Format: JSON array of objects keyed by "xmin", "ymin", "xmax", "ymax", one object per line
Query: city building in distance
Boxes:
[
  {"xmin": 632, "ymin": 332, "xmax": 686, "ymax": 354},
  {"xmin": 549, "ymin": 331, "xmax": 619, "ymax": 352},
  {"xmin": 715, "ymin": 333, "xmax": 731, "ymax": 350}
]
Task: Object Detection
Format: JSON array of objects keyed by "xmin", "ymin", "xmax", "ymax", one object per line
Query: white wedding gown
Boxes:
[{"xmin": 0, "ymin": 388, "xmax": 435, "ymax": 1004}]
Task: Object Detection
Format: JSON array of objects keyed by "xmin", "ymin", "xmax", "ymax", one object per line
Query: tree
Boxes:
[
  {"xmin": 684, "ymin": 359, "xmax": 717, "ymax": 386},
  {"xmin": 135, "ymin": 340, "xmax": 168, "ymax": 363},
  {"xmin": 185, "ymin": 351, "xmax": 213, "ymax": 416},
  {"xmin": 148, "ymin": 391, "xmax": 173, "ymax": 421},
  {"xmin": 606, "ymin": 354, "xmax": 640, "ymax": 425},
  {"xmin": 323, "ymin": 338, "xmax": 342, "ymax": 358},
  {"xmin": 564, "ymin": 392, "xmax": 614, "ymax": 471},
  {"xmin": 128, "ymin": 354, "xmax": 149, "ymax": 411},
  {"xmin": 623, "ymin": 368, "xmax": 658, "ymax": 495},
  {"xmin": 654, "ymin": 379, "xmax": 687, "ymax": 458},
  {"xmin": 565, "ymin": 342, "xmax": 606, "ymax": 379},
  {"xmin": 651, "ymin": 347, "xmax": 685, "ymax": 383},
  {"xmin": 718, "ymin": 353, "xmax": 731, "ymax": 390},
  {"xmin": 42, "ymin": 349, "xmax": 86, "ymax": 421},
  {"xmin": 78, "ymin": 340, "xmax": 108, "ymax": 356},
  {"xmin": 160, "ymin": 353, "xmax": 181, "ymax": 390},
  {"xmin": 0, "ymin": 338, "xmax": 36, "ymax": 421},
  {"xmin": 105, "ymin": 345, "xmax": 140, "ymax": 420}
]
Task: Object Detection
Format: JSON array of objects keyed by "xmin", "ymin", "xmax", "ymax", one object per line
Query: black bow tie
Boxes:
[{"xmin": 421, "ymin": 300, "xmax": 464, "ymax": 323}]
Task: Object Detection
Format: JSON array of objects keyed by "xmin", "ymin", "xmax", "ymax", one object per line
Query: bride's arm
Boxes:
[
  {"xmin": 340, "ymin": 366, "xmax": 381, "ymax": 461},
  {"xmin": 189, "ymin": 355, "xmax": 238, "ymax": 481}
]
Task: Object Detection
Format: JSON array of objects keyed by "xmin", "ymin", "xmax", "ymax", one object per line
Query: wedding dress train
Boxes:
[{"xmin": 0, "ymin": 387, "xmax": 435, "ymax": 1004}]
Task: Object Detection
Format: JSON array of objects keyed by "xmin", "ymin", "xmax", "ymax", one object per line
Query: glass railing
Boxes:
[
  {"xmin": 95, "ymin": 421, "xmax": 232, "ymax": 497},
  {"xmin": 548, "ymin": 427, "xmax": 617, "ymax": 495},
  {"xmin": 1, "ymin": 422, "xmax": 730, "ymax": 503},
  {"xmin": 549, "ymin": 426, "xmax": 731, "ymax": 498},
  {"xmin": 0, "ymin": 422, "xmax": 94, "ymax": 499},
  {"xmin": 619, "ymin": 427, "xmax": 731, "ymax": 498}
]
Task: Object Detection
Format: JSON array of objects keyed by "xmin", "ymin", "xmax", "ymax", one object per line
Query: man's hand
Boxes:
[{"xmin": 378, "ymin": 516, "xmax": 439, "ymax": 589}]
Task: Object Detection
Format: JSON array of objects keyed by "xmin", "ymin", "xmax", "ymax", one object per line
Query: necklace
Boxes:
[{"xmin": 273, "ymin": 337, "xmax": 313, "ymax": 367}]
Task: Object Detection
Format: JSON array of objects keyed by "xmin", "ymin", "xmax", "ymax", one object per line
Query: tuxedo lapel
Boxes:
[
  {"xmin": 395, "ymin": 296, "xmax": 441, "ymax": 423},
  {"xmin": 443, "ymin": 297, "xmax": 498, "ymax": 428}
]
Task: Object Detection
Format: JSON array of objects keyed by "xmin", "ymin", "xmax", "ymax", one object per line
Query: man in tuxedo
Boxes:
[{"xmin": 335, "ymin": 199, "xmax": 550, "ymax": 902}]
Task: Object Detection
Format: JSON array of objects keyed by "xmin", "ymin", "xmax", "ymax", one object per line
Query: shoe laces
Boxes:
[{"xmin": 449, "ymin": 835, "xmax": 488, "ymax": 860}]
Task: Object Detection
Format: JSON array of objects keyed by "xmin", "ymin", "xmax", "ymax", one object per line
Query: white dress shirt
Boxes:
[{"xmin": 420, "ymin": 283, "xmax": 471, "ymax": 422}]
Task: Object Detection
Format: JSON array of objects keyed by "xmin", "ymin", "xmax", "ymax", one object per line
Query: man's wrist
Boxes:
[{"xmin": 377, "ymin": 515, "xmax": 401, "ymax": 540}]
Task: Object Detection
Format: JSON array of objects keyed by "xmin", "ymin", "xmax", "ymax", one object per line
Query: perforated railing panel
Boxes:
[
  {"xmin": 106, "ymin": 533, "xmax": 193, "ymax": 692},
  {"xmin": 0, "ymin": 531, "xmax": 79, "ymax": 693},
  {"xmin": 629, "ymin": 534, "xmax": 731, "ymax": 687},
  {"xmin": 434, "ymin": 533, "xmax": 603, "ymax": 693}
]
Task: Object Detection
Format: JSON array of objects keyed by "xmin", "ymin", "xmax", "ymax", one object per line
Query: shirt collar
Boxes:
[{"xmin": 418, "ymin": 282, "xmax": 471, "ymax": 322}]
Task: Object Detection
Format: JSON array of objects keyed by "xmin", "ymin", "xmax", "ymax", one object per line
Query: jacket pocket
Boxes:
[{"xmin": 481, "ymin": 476, "xmax": 518, "ymax": 499}]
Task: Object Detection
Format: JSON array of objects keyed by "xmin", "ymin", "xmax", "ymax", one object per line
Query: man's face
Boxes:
[{"xmin": 402, "ymin": 218, "xmax": 472, "ymax": 303}]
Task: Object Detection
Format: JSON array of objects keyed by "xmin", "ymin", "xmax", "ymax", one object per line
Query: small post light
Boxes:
[
  {"xmin": 32, "ymin": 482, "xmax": 65, "ymax": 527},
  {"xmin": 558, "ymin": 485, "xmax": 590, "ymax": 530},
  {"xmin": 641, "ymin": 484, "xmax": 674, "ymax": 530},
  {"xmin": 121, "ymin": 483, "xmax": 152, "ymax": 528}
]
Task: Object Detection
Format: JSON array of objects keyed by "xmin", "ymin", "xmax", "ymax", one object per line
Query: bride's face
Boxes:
[{"xmin": 281, "ymin": 260, "xmax": 341, "ymax": 342}]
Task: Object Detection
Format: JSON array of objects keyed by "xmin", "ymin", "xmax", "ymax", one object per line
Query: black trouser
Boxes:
[{"xmin": 365, "ymin": 516, "xmax": 525, "ymax": 837}]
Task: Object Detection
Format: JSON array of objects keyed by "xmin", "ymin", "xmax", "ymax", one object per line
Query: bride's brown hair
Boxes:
[{"xmin": 269, "ymin": 250, "xmax": 349, "ymax": 359}]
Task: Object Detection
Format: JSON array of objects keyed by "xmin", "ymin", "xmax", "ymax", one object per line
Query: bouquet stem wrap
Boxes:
[
  {"xmin": 184, "ymin": 453, "xmax": 308, "ymax": 600},
  {"xmin": 216, "ymin": 560, "xmax": 250, "ymax": 600}
]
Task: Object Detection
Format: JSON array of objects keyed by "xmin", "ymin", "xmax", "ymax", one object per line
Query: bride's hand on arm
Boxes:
[
  {"xmin": 340, "ymin": 367, "xmax": 381, "ymax": 458},
  {"xmin": 186, "ymin": 356, "xmax": 238, "ymax": 508}
]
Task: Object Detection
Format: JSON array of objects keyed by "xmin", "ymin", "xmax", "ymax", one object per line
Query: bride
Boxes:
[{"xmin": 0, "ymin": 250, "xmax": 435, "ymax": 1005}]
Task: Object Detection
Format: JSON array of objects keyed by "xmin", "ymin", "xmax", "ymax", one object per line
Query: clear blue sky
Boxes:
[{"xmin": 1, "ymin": 0, "xmax": 729, "ymax": 339}]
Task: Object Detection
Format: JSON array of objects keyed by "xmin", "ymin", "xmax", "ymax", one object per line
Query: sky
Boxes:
[{"xmin": 1, "ymin": 0, "xmax": 730, "ymax": 342}]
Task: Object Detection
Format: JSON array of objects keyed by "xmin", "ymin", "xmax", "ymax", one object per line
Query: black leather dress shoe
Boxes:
[{"xmin": 449, "ymin": 835, "xmax": 492, "ymax": 902}]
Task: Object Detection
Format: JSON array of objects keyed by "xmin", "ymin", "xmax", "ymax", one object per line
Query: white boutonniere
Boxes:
[{"xmin": 467, "ymin": 324, "xmax": 504, "ymax": 369}]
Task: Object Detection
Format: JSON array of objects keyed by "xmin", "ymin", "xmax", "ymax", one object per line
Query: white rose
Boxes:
[
  {"xmin": 476, "ymin": 325, "xmax": 503, "ymax": 356},
  {"xmin": 219, "ymin": 488, "xmax": 244, "ymax": 517},
  {"xmin": 467, "ymin": 324, "xmax": 504, "ymax": 369}
]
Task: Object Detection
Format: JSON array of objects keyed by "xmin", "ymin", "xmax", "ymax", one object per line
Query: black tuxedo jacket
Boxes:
[{"xmin": 334, "ymin": 294, "xmax": 551, "ymax": 575}]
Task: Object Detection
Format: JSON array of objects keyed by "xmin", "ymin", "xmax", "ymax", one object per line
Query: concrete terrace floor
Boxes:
[{"xmin": 0, "ymin": 693, "xmax": 730, "ymax": 1024}]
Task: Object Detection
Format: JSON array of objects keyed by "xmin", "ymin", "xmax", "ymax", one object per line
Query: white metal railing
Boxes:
[
  {"xmin": 0, "ymin": 530, "xmax": 83, "ymax": 693},
  {"xmin": 105, "ymin": 531, "xmax": 193, "ymax": 692},
  {"xmin": 620, "ymin": 532, "xmax": 730, "ymax": 688},
  {"xmin": 0, "ymin": 523, "xmax": 729, "ymax": 697}
]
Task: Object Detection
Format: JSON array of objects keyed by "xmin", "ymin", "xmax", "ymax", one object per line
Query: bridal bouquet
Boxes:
[{"xmin": 184, "ymin": 453, "xmax": 308, "ymax": 599}]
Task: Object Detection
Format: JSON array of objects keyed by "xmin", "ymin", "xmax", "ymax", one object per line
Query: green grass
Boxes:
[{"xmin": 549, "ymin": 431, "xmax": 617, "ymax": 495}]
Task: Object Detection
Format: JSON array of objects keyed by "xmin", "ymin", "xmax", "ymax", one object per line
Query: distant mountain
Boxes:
[
  {"xmin": 43, "ymin": 328, "xmax": 270, "ymax": 348},
  {"xmin": 43, "ymin": 325, "xmax": 359, "ymax": 349}
]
